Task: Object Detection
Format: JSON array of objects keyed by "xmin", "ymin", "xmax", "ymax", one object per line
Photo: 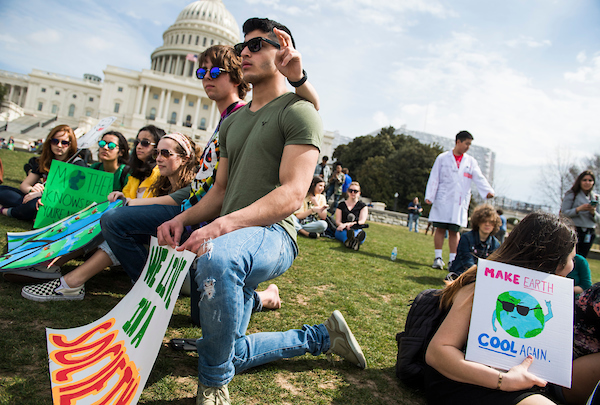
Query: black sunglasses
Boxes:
[
  {"xmin": 196, "ymin": 67, "xmax": 229, "ymax": 80},
  {"xmin": 135, "ymin": 139, "xmax": 156, "ymax": 147},
  {"xmin": 498, "ymin": 300, "xmax": 539, "ymax": 316},
  {"xmin": 98, "ymin": 140, "xmax": 118, "ymax": 150},
  {"xmin": 348, "ymin": 189, "xmax": 360, "ymax": 194},
  {"xmin": 50, "ymin": 139, "xmax": 70, "ymax": 146},
  {"xmin": 152, "ymin": 149, "xmax": 175, "ymax": 159},
  {"xmin": 234, "ymin": 37, "xmax": 281, "ymax": 56}
]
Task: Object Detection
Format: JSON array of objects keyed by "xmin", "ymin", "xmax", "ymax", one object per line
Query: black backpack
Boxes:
[{"xmin": 395, "ymin": 288, "xmax": 448, "ymax": 389}]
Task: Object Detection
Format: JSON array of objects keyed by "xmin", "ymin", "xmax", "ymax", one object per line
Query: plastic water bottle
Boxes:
[{"xmin": 391, "ymin": 247, "xmax": 397, "ymax": 261}]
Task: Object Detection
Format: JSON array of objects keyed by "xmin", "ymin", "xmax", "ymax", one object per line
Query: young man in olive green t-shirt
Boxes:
[{"xmin": 156, "ymin": 17, "xmax": 366, "ymax": 405}]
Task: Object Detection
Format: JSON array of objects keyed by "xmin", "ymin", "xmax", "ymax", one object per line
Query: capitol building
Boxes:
[{"xmin": 0, "ymin": 0, "xmax": 336, "ymax": 156}]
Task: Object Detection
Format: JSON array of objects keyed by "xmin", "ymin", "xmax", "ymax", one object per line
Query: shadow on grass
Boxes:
[{"xmin": 406, "ymin": 275, "xmax": 444, "ymax": 286}]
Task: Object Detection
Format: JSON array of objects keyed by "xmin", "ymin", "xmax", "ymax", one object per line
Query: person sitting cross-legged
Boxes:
[{"xmin": 334, "ymin": 181, "xmax": 368, "ymax": 251}]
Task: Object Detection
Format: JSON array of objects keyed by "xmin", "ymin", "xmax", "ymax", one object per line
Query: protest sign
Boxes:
[
  {"xmin": 76, "ymin": 116, "xmax": 117, "ymax": 150},
  {"xmin": 1, "ymin": 200, "xmax": 123, "ymax": 271},
  {"xmin": 34, "ymin": 160, "xmax": 113, "ymax": 228},
  {"xmin": 465, "ymin": 258, "xmax": 574, "ymax": 387},
  {"xmin": 46, "ymin": 238, "xmax": 195, "ymax": 405}
]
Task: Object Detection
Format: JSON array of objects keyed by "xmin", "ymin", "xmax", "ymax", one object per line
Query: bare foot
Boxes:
[{"xmin": 257, "ymin": 284, "xmax": 281, "ymax": 310}]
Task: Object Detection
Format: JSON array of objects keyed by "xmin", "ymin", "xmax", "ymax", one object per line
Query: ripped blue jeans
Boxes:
[{"xmin": 193, "ymin": 224, "xmax": 331, "ymax": 387}]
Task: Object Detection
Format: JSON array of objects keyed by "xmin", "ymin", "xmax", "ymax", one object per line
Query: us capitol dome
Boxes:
[{"xmin": 0, "ymin": 0, "xmax": 243, "ymax": 146}]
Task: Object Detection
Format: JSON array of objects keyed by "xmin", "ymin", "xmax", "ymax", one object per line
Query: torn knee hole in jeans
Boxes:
[{"xmin": 200, "ymin": 277, "xmax": 217, "ymax": 301}]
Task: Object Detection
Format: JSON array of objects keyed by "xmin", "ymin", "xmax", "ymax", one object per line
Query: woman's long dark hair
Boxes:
[
  {"xmin": 101, "ymin": 131, "xmax": 129, "ymax": 165},
  {"xmin": 569, "ymin": 170, "xmax": 595, "ymax": 198},
  {"xmin": 440, "ymin": 212, "xmax": 577, "ymax": 309},
  {"xmin": 129, "ymin": 125, "xmax": 165, "ymax": 180},
  {"xmin": 308, "ymin": 176, "xmax": 325, "ymax": 196}
]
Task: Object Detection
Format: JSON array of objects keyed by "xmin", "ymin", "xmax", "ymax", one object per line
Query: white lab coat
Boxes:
[{"xmin": 425, "ymin": 151, "xmax": 494, "ymax": 227}]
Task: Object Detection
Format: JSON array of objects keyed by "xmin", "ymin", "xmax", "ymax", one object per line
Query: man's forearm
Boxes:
[{"xmin": 175, "ymin": 184, "xmax": 226, "ymax": 227}]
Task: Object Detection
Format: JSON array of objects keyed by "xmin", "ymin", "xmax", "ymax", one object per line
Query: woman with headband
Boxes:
[{"xmin": 21, "ymin": 133, "xmax": 200, "ymax": 302}]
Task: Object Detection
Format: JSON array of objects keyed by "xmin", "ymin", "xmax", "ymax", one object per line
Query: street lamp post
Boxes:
[{"xmin": 394, "ymin": 192, "xmax": 399, "ymax": 212}]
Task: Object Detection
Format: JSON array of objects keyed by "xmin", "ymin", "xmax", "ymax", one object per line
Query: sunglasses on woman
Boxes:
[
  {"xmin": 135, "ymin": 139, "xmax": 156, "ymax": 148},
  {"xmin": 233, "ymin": 37, "xmax": 281, "ymax": 56},
  {"xmin": 98, "ymin": 140, "xmax": 118, "ymax": 150},
  {"xmin": 196, "ymin": 67, "xmax": 229, "ymax": 80},
  {"xmin": 152, "ymin": 149, "xmax": 175, "ymax": 159},
  {"xmin": 348, "ymin": 189, "xmax": 360, "ymax": 194},
  {"xmin": 50, "ymin": 139, "xmax": 70, "ymax": 146}
]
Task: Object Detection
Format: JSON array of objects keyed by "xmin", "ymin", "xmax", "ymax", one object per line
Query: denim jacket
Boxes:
[{"xmin": 449, "ymin": 230, "xmax": 500, "ymax": 275}]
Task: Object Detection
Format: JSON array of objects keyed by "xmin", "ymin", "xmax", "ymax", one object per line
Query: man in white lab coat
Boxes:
[{"xmin": 425, "ymin": 131, "xmax": 494, "ymax": 270}]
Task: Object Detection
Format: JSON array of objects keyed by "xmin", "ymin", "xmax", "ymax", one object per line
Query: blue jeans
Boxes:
[
  {"xmin": 0, "ymin": 185, "xmax": 39, "ymax": 221},
  {"xmin": 193, "ymin": 224, "xmax": 330, "ymax": 387},
  {"xmin": 101, "ymin": 204, "xmax": 182, "ymax": 280},
  {"xmin": 292, "ymin": 215, "xmax": 327, "ymax": 234},
  {"xmin": 408, "ymin": 214, "xmax": 420, "ymax": 232},
  {"xmin": 334, "ymin": 228, "xmax": 366, "ymax": 245}
]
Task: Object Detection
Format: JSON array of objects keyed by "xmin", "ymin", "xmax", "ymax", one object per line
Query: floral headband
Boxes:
[{"xmin": 163, "ymin": 132, "xmax": 192, "ymax": 158}]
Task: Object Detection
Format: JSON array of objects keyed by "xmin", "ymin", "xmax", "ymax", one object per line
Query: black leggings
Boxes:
[{"xmin": 576, "ymin": 227, "xmax": 596, "ymax": 258}]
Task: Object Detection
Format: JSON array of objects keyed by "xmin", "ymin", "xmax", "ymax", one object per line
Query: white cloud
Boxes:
[
  {"xmin": 505, "ymin": 35, "xmax": 551, "ymax": 49},
  {"xmin": 0, "ymin": 34, "xmax": 18, "ymax": 44},
  {"xmin": 564, "ymin": 53, "xmax": 600, "ymax": 84},
  {"xmin": 27, "ymin": 29, "xmax": 61, "ymax": 45},
  {"xmin": 576, "ymin": 51, "xmax": 587, "ymax": 63}
]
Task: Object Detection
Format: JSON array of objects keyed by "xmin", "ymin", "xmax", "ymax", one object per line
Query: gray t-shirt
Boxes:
[{"xmin": 220, "ymin": 92, "xmax": 323, "ymax": 243}]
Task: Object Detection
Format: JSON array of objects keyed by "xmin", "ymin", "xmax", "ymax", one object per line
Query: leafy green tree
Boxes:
[{"xmin": 333, "ymin": 126, "xmax": 443, "ymax": 213}]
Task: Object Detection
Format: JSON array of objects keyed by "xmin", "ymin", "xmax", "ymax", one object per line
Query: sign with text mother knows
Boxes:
[
  {"xmin": 46, "ymin": 238, "xmax": 196, "ymax": 405},
  {"xmin": 465, "ymin": 258, "xmax": 574, "ymax": 388},
  {"xmin": 34, "ymin": 160, "xmax": 114, "ymax": 229}
]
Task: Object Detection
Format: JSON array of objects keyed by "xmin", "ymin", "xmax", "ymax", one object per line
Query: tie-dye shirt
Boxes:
[{"xmin": 180, "ymin": 101, "xmax": 245, "ymax": 212}]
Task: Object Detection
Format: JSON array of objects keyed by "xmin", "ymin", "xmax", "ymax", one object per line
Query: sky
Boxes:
[{"xmin": 1, "ymin": 0, "xmax": 599, "ymax": 207}]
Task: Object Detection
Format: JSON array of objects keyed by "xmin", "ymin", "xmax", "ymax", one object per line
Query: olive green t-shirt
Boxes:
[{"xmin": 220, "ymin": 92, "xmax": 323, "ymax": 244}]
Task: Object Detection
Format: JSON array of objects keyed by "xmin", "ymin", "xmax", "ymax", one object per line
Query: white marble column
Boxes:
[
  {"xmin": 177, "ymin": 93, "xmax": 186, "ymax": 126},
  {"xmin": 134, "ymin": 85, "xmax": 144, "ymax": 115},
  {"xmin": 208, "ymin": 100, "xmax": 217, "ymax": 130},
  {"xmin": 183, "ymin": 59, "xmax": 190, "ymax": 78},
  {"xmin": 8, "ymin": 85, "xmax": 14, "ymax": 103},
  {"xmin": 163, "ymin": 90, "xmax": 172, "ymax": 121},
  {"xmin": 141, "ymin": 86, "xmax": 150, "ymax": 117},
  {"xmin": 192, "ymin": 96, "xmax": 201, "ymax": 128},
  {"xmin": 19, "ymin": 87, "xmax": 27, "ymax": 106},
  {"xmin": 175, "ymin": 56, "xmax": 181, "ymax": 76},
  {"xmin": 157, "ymin": 88, "xmax": 166, "ymax": 119}
]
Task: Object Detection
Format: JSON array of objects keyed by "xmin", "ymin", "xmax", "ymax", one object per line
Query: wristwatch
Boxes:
[{"xmin": 288, "ymin": 69, "xmax": 308, "ymax": 88}]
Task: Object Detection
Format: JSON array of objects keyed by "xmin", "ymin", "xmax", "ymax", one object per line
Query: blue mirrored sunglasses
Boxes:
[
  {"xmin": 196, "ymin": 66, "xmax": 229, "ymax": 80},
  {"xmin": 98, "ymin": 140, "xmax": 118, "ymax": 150}
]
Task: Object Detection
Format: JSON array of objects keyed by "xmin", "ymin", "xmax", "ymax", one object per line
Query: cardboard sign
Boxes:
[
  {"xmin": 34, "ymin": 161, "xmax": 114, "ymax": 228},
  {"xmin": 46, "ymin": 238, "xmax": 196, "ymax": 405},
  {"xmin": 76, "ymin": 116, "xmax": 117, "ymax": 150},
  {"xmin": 465, "ymin": 258, "xmax": 574, "ymax": 387}
]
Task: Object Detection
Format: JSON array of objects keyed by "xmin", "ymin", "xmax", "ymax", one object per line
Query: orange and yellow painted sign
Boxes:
[{"xmin": 46, "ymin": 238, "xmax": 195, "ymax": 404}]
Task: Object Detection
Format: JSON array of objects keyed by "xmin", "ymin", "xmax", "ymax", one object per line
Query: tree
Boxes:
[
  {"xmin": 333, "ymin": 127, "xmax": 443, "ymax": 213},
  {"xmin": 538, "ymin": 148, "xmax": 576, "ymax": 212}
]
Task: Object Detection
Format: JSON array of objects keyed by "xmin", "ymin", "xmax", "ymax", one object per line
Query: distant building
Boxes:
[{"xmin": 0, "ymin": 0, "xmax": 242, "ymax": 145}]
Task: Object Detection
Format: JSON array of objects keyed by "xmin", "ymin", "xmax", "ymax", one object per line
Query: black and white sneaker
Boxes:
[
  {"xmin": 21, "ymin": 278, "xmax": 85, "ymax": 302},
  {"xmin": 432, "ymin": 257, "xmax": 445, "ymax": 270}
]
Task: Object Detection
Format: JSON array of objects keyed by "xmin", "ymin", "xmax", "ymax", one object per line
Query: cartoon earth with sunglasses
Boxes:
[{"xmin": 492, "ymin": 291, "xmax": 553, "ymax": 338}]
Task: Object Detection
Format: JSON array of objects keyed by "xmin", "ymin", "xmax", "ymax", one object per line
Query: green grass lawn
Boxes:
[{"xmin": 1, "ymin": 148, "xmax": 599, "ymax": 404}]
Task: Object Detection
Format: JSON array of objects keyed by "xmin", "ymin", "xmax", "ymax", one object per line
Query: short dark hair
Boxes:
[
  {"xmin": 334, "ymin": 162, "xmax": 342, "ymax": 168},
  {"xmin": 456, "ymin": 131, "xmax": 473, "ymax": 142},
  {"xmin": 242, "ymin": 17, "xmax": 295, "ymax": 48},
  {"xmin": 322, "ymin": 156, "xmax": 329, "ymax": 162},
  {"xmin": 199, "ymin": 45, "xmax": 250, "ymax": 99}
]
